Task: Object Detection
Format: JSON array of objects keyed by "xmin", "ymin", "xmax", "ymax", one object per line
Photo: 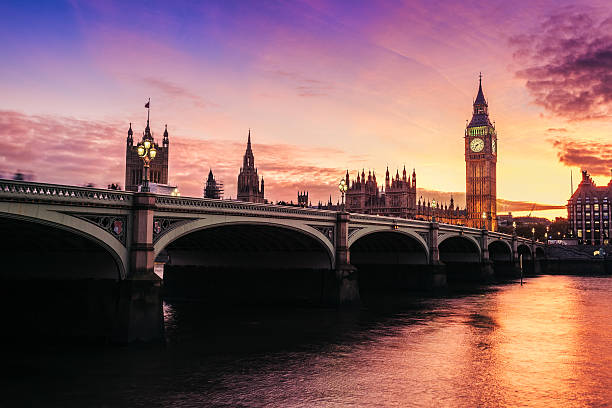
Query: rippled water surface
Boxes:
[{"xmin": 4, "ymin": 275, "xmax": 612, "ymax": 407}]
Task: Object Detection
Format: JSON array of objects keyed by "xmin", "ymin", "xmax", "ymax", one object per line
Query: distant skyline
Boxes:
[{"xmin": 2, "ymin": 0, "xmax": 612, "ymax": 219}]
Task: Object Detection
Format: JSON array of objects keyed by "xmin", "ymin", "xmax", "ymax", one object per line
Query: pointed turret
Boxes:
[
  {"xmin": 474, "ymin": 73, "xmax": 487, "ymax": 106},
  {"xmin": 412, "ymin": 168, "xmax": 416, "ymax": 189},
  {"xmin": 468, "ymin": 73, "xmax": 492, "ymax": 126},
  {"xmin": 243, "ymin": 129, "xmax": 255, "ymax": 169},
  {"xmin": 163, "ymin": 124, "xmax": 169, "ymax": 147},
  {"xmin": 402, "ymin": 165, "xmax": 407, "ymax": 182},
  {"xmin": 127, "ymin": 123, "xmax": 133, "ymax": 146},
  {"xmin": 385, "ymin": 166, "xmax": 390, "ymax": 189}
]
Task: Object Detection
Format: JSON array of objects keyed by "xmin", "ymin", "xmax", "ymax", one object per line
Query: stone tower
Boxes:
[
  {"xmin": 236, "ymin": 130, "xmax": 265, "ymax": 203},
  {"xmin": 125, "ymin": 105, "xmax": 169, "ymax": 192},
  {"xmin": 465, "ymin": 74, "xmax": 497, "ymax": 231}
]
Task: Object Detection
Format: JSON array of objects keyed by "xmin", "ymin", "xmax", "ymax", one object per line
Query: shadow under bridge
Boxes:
[
  {"xmin": 160, "ymin": 223, "xmax": 336, "ymax": 306},
  {"xmin": 349, "ymin": 231, "xmax": 432, "ymax": 295}
]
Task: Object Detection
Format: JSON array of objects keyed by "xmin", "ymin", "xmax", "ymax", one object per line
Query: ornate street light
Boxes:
[
  {"xmin": 531, "ymin": 227, "xmax": 535, "ymax": 240},
  {"xmin": 482, "ymin": 211, "xmax": 487, "ymax": 229},
  {"xmin": 338, "ymin": 178, "xmax": 348, "ymax": 211},
  {"xmin": 137, "ymin": 137, "xmax": 157, "ymax": 192},
  {"xmin": 512, "ymin": 221, "xmax": 517, "ymax": 233}
]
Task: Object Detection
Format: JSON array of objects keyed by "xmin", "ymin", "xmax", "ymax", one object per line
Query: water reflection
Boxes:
[{"xmin": 3, "ymin": 275, "xmax": 612, "ymax": 407}]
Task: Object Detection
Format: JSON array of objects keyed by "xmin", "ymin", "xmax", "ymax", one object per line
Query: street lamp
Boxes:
[
  {"xmin": 531, "ymin": 227, "xmax": 535, "ymax": 240},
  {"xmin": 137, "ymin": 137, "xmax": 157, "ymax": 192},
  {"xmin": 338, "ymin": 178, "xmax": 348, "ymax": 211},
  {"xmin": 512, "ymin": 221, "xmax": 517, "ymax": 233},
  {"xmin": 482, "ymin": 211, "xmax": 487, "ymax": 229}
]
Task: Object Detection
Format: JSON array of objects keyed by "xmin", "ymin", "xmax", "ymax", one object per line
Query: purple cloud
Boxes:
[{"xmin": 511, "ymin": 8, "xmax": 612, "ymax": 120}]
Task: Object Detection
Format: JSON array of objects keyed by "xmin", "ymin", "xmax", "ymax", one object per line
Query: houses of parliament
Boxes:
[{"xmin": 124, "ymin": 76, "xmax": 497, "ymax": 230}]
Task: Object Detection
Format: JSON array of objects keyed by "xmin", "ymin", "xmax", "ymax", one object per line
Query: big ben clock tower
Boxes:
[{"xmin": 465, "ymin": 74, "xmax": 497, "ymax": 231}]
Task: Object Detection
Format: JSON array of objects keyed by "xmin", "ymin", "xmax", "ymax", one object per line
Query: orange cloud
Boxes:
[{"xmin": 551, "ymin": 137, "xmax": 612, "ymax": 177}]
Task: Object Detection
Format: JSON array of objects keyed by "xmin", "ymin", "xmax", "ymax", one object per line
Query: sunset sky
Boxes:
[{"xmin": 2, "ymin": 0, "xmax": 612, "ymax": 219}]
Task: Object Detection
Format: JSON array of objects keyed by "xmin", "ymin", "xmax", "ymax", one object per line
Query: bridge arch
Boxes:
[
  {"xmin": 349, "ymin": 229, "xmax": 429, "ymax": 264},
  {"xmin": 0, "ymin": 209, "xmax": 127, "ymax": 279},
  {"xmin": 438, "ymin": 234, "xmax": 482, "ymax": 261},
  {"xmin": 488, "ymin": 240, "xmax": 512, "ymax": 262},
  {"xmin": 535, "ymin": 246, "xmax": 545, "ymax": 259},
  {"xmin": 517, "ymin": 244, "xmax": 532, "ymax": 259},
  {"xmin": 348, "ymin": 227, "xmax": 429, "ymax": 259},
  {"xmin": 155, "ymin": 218, "xmax": 336, "ymax": 305},
  {"xmin": 154, "ymin": 217, "xmax": 335, "ymax": 267}
]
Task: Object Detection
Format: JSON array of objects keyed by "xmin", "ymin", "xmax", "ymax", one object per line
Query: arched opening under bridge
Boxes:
[
  {"xmin": 0, "ymin": 216, "xmax": 123, "ymax": 342},
  {"xmin": 161, "ymin": 223, "xmax": 335, "ymax": 306},
  {"xmin": 438, "ymin": 236, "xmax": 482, "ymax": 283},
  {"xmin": 517, "ymin": 244, "xmax": 533, "ymax": 275},
  {"xmin": 349, "ymin": 231, "xmax": 431, "ymax": 297},
  {"xmin": 488, "ymin": 240, "xmax": 517, "ymax": 279}
]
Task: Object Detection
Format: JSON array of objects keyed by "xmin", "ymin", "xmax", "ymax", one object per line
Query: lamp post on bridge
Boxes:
[
  {"xmin": 137, "ymin": 135, "xmax": 157, "ymax": 192},
  {"xmin": 338, "ymin": 178, "xmax": 348, "ymax": 212}
]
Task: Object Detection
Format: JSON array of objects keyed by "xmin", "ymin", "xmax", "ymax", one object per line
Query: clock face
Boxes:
[
  {"xmin": 470, "ymin": 138, "xmax": 484, "ymax": 152},
  {"xmin": 492, "ymin": 138, "xmax": 496, "ymax": 154}
]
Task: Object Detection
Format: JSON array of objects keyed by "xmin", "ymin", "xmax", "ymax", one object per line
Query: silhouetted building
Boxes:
[
  {"xmin": 567, "ymin": 170, "xmax": 612, "ymax": 245},
  {"xmin": 237, "ymin": 130, "xmax": 264, "ymax": 203},
  {"xmin": 297, "ymin": 191, "xmax": 309, "ymax": 207},
  {"xmin": 465, "ymin": 74, "xmax": 497, "ymax": 230},
  {"xmin": 204, "ymin": 169, "xmax": 223, "ymax": 199},
  {"xmin": 416, "ymin": 196, "xmax": 466, "ymax": 225},
  {"xmin": 125, "ymin": 109, "xmax": 169, "ymax": 192},
  {"xmin": 345, "ymin": 167, "xmax": 417, "ymax": 218}
]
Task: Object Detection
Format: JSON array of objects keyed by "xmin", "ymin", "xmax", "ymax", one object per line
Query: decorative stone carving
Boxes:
[
  {"xmin": 308, "ymin": 224, "xmax": 335, "ymax": 243},
  {"xmin": 417, "ymin": 231, "xmax": 430, "ymax": 247},
  {"xmin": 348, "ymin": 227, "xmax": 364, "ymax": 238},
  {"xmin": 69, "ymin": 213, "xmax": 128, "ymax": 245},
  {"xmin": 153, "ymin": 217, "xmax": 198, "ymax": 243}
]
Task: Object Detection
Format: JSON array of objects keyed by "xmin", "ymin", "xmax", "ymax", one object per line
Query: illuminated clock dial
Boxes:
[
  {"xmin": 470, "ymin": 138, "xmax": 484, "ymax": 152},
  {"xmin": 492, "ymin": 138, "xmax": 496, "ymax": 154}
]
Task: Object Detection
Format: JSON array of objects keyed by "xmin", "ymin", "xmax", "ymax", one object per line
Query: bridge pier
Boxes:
[
  {"xmin": 335, "ymin": 212, "xmax": 360, "ymax": 305},
  {"xmin": 480, "ymin": 229, "xmax": 494, "ymax": 282},
  {"xmin": 429, "ymin": 221, "xmax": 447, "ymax": 289},
  {"xmin": 114, "ymin": 193, "xmax": 163, "ymax": 343}
]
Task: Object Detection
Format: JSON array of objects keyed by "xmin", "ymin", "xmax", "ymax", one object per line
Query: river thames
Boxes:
[{"xmin": 3, "ymin": 274, "xmax": 612, "ymax": 407}]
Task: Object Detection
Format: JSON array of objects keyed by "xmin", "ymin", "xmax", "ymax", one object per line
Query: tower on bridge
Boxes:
[{"xmin": 465, "ymin": 74, "xmax": 497, "ymax": 231}]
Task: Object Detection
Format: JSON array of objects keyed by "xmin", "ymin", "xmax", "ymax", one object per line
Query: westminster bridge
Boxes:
[{"xmin": 0, "ymin": 180, "xmax": 544, "ymax": 342}]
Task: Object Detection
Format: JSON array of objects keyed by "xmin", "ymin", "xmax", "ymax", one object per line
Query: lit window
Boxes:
[
  {"xmin": 594, "ymin": 204, "xmax": 599, "ymax": 211},
  {"xmin": 578, "ymin": 230, "xmax": 583, "ymax": 237}
]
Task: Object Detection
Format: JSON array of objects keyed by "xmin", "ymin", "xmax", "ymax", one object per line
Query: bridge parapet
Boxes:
[
  {"xmin": 155, "ymin": 195, "xmax": 337, "ymax": 220},
  {"xmin": 0, "ymin": 179, "xmax": 133, "ymax": 207}
]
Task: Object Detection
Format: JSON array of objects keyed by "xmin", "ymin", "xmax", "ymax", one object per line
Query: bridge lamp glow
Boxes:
[
  {"xmin": 338, "ymin": 179, "xmax": 348, "ymax": 210},
  {"xmin": 136, "ymin": 137, "xmax": 157, "ymax": 193}
]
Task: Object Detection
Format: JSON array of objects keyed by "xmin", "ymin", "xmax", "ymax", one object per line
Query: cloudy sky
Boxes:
[{"xmin": 2, "ymin": 0, "xmax": 612, "ymax": 218}]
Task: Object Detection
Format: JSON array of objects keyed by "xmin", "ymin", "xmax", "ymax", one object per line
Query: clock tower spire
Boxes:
[{"xmin": 465, "ymin": 74, "xmax": 497, "ymax": 231}]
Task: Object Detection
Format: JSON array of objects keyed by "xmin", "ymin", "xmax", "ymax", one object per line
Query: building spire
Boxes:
[
  {"xmin": 145, "ymin": 98, "xmax": 151, "ymax": 129},
  {"xmin": 474, "ymin": 73, "xmax": 487, "ymax": 106}
]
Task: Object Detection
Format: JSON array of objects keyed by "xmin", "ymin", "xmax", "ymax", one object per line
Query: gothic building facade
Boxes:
[
  {"xmin": 125, "ymin": 114, "xmax": 169, "ymax": 192},
  {"xmin": 567, "ymin": 170, "xmax": 612, "ymax": 245},
  {"xmin": 345, "ymin": 167, "xmax": 417, "ymax": 218},
  {"xmin": 465, "ymin": 75, "xmax": 497, "ymax": 230},
  {"xmin": 237, "ymin": 130, "xmax": 265, "ymax": 203},
  {"xmin": 415, "ymin": 197, "xmax": 467, "ymax": 225}
]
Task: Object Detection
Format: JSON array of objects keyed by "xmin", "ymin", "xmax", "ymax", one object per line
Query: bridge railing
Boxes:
[
  {"xmin": 0, "ymin": 179, "xmax": 133, "ymax": 206},
  {"xmin": 155, "ymin": 195, "xmax": 338, "ymax": 219}
]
